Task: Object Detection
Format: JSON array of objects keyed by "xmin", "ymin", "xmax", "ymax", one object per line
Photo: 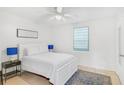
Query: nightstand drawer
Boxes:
[
  {"xmin": 2, "ymin": 62, "xmax": 16, "ymax": 69},
  {"xmin": 4, "ymin": 63, "xmax": 16, "ymax": 68},
  {"xmin": 2, "ymin": 61, "xmax": 21, "ymax": 69}
]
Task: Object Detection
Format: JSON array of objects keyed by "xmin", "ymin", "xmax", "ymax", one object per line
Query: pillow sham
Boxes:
[
  {"xmin": 26, "ymin": 46, "xmax": 41, "ymax": 56},
  {"xmin": 26, "ymin": 45, "xmax": 48, "ymax": 56},
  {"xmin": 39, "ymin": 45, "xmax": 48, "ymax": 53}
]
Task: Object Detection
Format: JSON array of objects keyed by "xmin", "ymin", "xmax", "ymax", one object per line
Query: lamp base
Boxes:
[{"xmin": 49, "ymin": 49, "xmax": 53, "ymax": 52}]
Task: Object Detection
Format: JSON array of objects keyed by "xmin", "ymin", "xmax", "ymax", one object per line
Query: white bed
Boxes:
[{"xmin": 19, "ymin": 43, "xmax": 78, "ymax": 85}]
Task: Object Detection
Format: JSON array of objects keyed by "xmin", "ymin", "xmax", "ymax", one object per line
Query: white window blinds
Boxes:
[{"xmin": 73, "ymin": 27, "xmax": 89, "ymax": 51}]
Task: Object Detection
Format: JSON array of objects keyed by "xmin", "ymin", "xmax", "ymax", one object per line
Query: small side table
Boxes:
[
  {"xmin": 0, "ymin": 71, "xmax": 3, "ymax": 85},
  {"xmin": 2, "ymin": 60, "xmax": 21, "ymax": 82}
]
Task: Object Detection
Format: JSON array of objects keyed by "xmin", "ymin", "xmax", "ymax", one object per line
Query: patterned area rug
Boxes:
[{"xmin": 65, "ymin": 70, "xmax": 112, "ymax": 85}]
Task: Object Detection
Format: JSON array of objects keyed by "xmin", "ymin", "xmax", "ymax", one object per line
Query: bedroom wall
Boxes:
[
  {"xmin": 52, "ymin": 16, "xmax": 117, "ymax": 71},
  {"xmin": 115, "ymin": 16, "xmax": 124, "ymax": 84},
  {"xmin": 0, "ymin": 11, "xmax": 52, "ymax": 69}
]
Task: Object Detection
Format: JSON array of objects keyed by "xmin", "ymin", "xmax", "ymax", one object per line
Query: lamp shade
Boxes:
[
  {"xmin": 48, "ymin": 45, "xmax": 54, "ymax": 49},
  {"xmin": 7, "ymin": 47, "xmax": 18, "ymax": 55}
]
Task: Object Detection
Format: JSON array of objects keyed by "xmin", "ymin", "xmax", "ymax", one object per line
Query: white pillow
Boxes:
[{"xmin": 26, "ymin": 46, "xmax": 41, "ymax": 56}]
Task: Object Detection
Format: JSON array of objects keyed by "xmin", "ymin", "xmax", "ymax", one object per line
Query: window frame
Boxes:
[{"xmin": 73, "ymin": 26, "xmax": 89, "ymax": 52}]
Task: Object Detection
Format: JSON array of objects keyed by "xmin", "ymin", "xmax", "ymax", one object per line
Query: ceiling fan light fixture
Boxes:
[
  {"xmin": 55, "ymin": 15, "xmax": 62, "ymax": 20},
  {"xmin": 48, "ymin": 7, "xmax": 72, "ymax": 21},
  {"xmin": 56, "ymin": 7, "xmax": 63, "ymax": 13}
]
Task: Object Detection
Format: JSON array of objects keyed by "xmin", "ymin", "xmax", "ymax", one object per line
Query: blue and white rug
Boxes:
[{"xmin": 65, "ymin": 70, "xmax": 112, "ymax": 85}]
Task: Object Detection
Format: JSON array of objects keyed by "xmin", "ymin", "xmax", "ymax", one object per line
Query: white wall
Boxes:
[
  {"xmin": 0, "ymin": 11, "xmax": 52, "ymax": 69},
  {"xmin": 52, "ymin": 17, "xmax": 117, "ymax": 71},
  {"xmin": 115, "ymin": 16, "xmax": 124, "ymax": 84}
]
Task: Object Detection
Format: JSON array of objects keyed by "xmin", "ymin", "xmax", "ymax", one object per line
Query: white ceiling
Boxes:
[{"xmin": 1, "ymin": 7, "xmax": 124, "ymax": 25}]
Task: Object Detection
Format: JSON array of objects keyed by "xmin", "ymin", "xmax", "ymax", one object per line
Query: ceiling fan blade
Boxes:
[
  {"xmin": 64, "ymin": 14, "xmax": 72, "ymax": 17},
  {"xmin": 64, "ymin": 14, "xmax": 77, "ymax": 20}
]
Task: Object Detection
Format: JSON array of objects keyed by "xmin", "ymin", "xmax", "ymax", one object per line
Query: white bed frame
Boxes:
[{"xmin": 18, "ymin": 43, "xmax": 78, "ymax": 85}]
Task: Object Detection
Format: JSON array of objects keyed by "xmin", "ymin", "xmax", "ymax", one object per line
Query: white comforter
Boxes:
[{"xmin": 22, "ymin": 52, "xmax": 76, "ymax": 84}]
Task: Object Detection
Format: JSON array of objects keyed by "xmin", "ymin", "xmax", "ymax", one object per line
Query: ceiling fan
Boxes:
[{"xmin": 47, "ymin": 7, "xmax": 73, "ymax": 21}]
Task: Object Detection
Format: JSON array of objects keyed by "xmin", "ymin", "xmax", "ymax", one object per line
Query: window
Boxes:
[{"xmin": 73, "ymin": 27, "xmax": 89, "ymax": 51}]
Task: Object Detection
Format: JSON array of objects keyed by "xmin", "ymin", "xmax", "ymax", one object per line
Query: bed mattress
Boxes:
[{"xmin": 22, "ymin": 52, "xmax": 76, "ymax": 80}]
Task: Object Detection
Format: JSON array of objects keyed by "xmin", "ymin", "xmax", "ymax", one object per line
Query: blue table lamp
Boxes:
[
  {"xmin": 7, "ymin": 47, "xmax": 18, "ymax": 61},
  {"xmin": 48, "ymin": 45, "xmax": 54, "ymax": 52}
]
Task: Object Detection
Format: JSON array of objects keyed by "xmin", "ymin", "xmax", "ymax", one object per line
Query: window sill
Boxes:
[{"xmin": 72, "ymin": 50, "xmax": 90, "ymax": 54}]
